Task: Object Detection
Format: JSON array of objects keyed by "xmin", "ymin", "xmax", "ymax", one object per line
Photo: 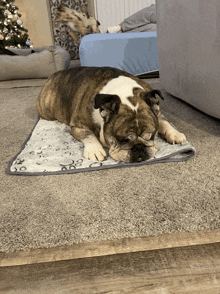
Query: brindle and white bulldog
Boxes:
[{"xmin": 36, "ymin": 67, "xmax": 186, "ymax": 163}]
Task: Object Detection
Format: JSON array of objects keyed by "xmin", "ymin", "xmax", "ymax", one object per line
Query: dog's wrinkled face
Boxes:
[{"xmin": 94, "ymin": 88, "xmax": 164, "ymax": 163}]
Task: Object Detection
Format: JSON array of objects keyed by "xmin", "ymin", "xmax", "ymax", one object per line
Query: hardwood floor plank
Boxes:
[
  {"xmin": 1, "ymin": 228, "xmax": 220, "ymax": 267},
  {"xmin": 1, "ymin": 242, "xmax": 220, "ymax": 293}
]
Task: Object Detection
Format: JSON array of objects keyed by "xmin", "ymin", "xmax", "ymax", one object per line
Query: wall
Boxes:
[{"xmin": 16, "ymin": 0, "xmax": 54, "ymax": 47}]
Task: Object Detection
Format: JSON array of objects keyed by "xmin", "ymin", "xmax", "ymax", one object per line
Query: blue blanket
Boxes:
[{"xmin": 79, "ymin": 31, "xmax": 159, "ymax": 76}]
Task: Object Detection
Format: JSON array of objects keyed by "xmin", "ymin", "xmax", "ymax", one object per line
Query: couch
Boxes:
[{"xmin": 156, "ymin": 0, "xmax": 220, "ymax": 119}]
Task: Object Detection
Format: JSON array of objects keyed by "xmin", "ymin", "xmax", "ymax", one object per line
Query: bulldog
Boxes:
[{"xmin": 36, "ymin": 67, "xmax": 186, "ymax": 163}]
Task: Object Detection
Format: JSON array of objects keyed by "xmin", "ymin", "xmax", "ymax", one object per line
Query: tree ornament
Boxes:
[
  {"xmin": 5, "ymin": 35, "xmax": 11, "ymax": 41},
  {"xmin": 17, "ymin": 18, "xmax": 23, "ymax": 25},
  {"xmin": 0, "ymin": 34, "xmax": 4, "ymax": 40},
  {"xmin": 4, "ymin": 9, "xmax": 10, "ymax": 16},
  {"xmin": 7, "ymin": 13, "xmax": 13, "ymax": 19},
  {"xmin": 3, "ymin": 27, "xmax": 8, "ymax": 33}
]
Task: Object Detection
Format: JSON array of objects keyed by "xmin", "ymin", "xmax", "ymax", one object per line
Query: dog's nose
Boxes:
[
  {"xmin": 130, "ymin": 143, "xmax": 150, "ymax": 162},
  {"xmin": 130, "ymin": 143, "xmax": 158, "ymax": 162}
]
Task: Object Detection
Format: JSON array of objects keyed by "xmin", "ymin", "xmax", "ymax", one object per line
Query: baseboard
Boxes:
[{"xmin": 1, "ymin": 228, "xmax": 220, "ymax": 267}]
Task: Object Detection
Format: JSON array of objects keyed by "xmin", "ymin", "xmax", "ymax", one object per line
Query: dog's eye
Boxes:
[
  {"xmin": 117, "ymin": 136, "xmax": 129, "ymax": 144},
  {"xmin": 141, "ymin": 129, "xmax": 157, "ymax": 141},
  {"xmin": 127, "ymin": 133, "xmax": 137, "ymax": 141}
]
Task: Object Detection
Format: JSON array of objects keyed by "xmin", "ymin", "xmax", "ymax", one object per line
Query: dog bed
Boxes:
[
  {"xmin": 79, "ymin": 31, "xmax": 159, "ymax": 76},
  {"xmin": 0, "ymin": 45, "xmax": 71, "ymax": 81}
]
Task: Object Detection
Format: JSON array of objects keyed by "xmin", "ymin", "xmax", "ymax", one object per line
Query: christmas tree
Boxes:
[{"xmin": 0, "ymin": 0, "xmax": 31, "ymax": 49}]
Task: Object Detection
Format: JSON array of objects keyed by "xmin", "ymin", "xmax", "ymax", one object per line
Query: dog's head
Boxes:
[{"xmin": 94, "ymin": 88, "xmax": 164, "ymax": 163}]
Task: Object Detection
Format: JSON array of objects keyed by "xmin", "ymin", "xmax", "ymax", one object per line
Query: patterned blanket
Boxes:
[{"xmin": 6, "ymin": 118, "xmax": 196, "ymax": 175}]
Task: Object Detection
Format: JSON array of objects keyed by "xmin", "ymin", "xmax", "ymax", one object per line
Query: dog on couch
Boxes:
[
  {"xmin": 54, "ymin": 4, "xmax": 101, "ymax": 42},
  {"xmin": 36, "ymin": 67, "xmax": 186, "ymax": 163}
]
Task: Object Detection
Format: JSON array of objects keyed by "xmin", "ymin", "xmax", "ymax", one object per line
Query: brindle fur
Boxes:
[
  {"xmin": 54, "ymin": 4, "xmax": 100, "ymax": 42},
  {"xmin": 36, "ymin": 67, "xmax": 186, "ymax": 163}
]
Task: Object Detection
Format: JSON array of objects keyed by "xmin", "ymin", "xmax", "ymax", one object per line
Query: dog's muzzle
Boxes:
[{"xmin": 129, "ymin": 137, "xmax": 158, "ymax": 163}]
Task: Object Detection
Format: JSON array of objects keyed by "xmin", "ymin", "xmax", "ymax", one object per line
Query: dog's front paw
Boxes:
[
  {"xmin": 165, "ymin": 131, "xmax": 186, "ymax": 145},
  {"xmin": 84, "ymin": 143, "xmax": 107, "ymax": 162}
]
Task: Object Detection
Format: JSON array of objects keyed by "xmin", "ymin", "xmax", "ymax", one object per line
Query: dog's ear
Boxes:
[
  {"xmin": 96, "ymin": 20, "xmax": 101, "ymax": 26},
  {"xmin": 94, "ymin": 94, "xmax": 121, "ymax": 123},
  {"xmin": 142, "ymin": 90, "xmax": 164, "ymax": 106},
  {"xmin": 141, "ymin": 90, "xmax": 164, "ymax": 116}
]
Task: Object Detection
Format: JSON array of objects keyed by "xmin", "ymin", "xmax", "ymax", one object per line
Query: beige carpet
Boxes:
[{"xmin": 0, "ymin": 78, "xmax": 220, "ymax": 253}]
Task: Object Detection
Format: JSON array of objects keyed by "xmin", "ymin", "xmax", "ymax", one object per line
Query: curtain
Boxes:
[{"xmin": 49, "ymin": 0, "xmax": 88, "ymax": 60}]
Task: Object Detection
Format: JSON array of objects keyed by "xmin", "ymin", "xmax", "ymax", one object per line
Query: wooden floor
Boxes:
[{"xmin": 1, "ymin": 242, "xmax": 220, "ymax": 293}]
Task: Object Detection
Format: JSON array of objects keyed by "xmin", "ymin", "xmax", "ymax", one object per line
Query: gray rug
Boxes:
[{"xmin": 7, "ymin": 117, "xmax": 195, "ymax": 175}]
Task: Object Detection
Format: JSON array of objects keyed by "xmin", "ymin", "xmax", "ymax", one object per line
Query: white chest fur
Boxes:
[
  {"xmin": 92, "ymin": 108, "xmax": 107, "ymax": 147},
  {"xmin": 92, "ymin": 76, "xmax": 143, "ymax": 146}
]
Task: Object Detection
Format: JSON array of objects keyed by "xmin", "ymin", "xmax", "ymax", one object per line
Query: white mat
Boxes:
[{"xmin": 7, "ymin": 118, "xmax": 196, "ymax": 175}]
